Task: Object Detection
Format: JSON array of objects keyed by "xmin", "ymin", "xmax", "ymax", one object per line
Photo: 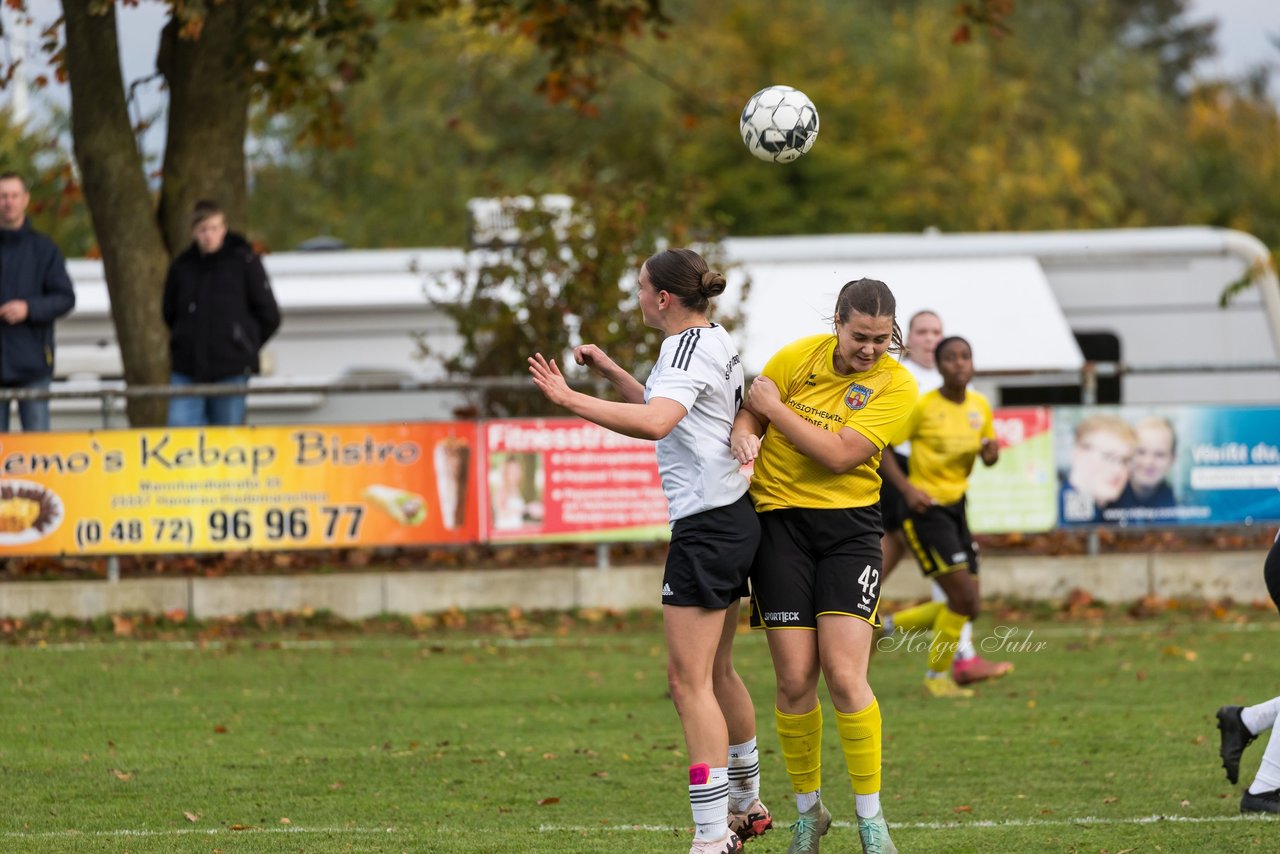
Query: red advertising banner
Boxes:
[
  {"xmin": 0, "ymin": 422, "xmax": 479, "ymax": 556},
  {"xmin": 481, "ymin": 418, "xmax": 671, "ymax": 542}
]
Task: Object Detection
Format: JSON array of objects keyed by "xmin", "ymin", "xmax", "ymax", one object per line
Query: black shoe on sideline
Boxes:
[
  {"xmin": 1218, "ymin": 705, "xmax": 1257, "ymax": 785},
  {"xmin": 1241, "ymin": 788, "xmax": 1280, "ymax": 814}
]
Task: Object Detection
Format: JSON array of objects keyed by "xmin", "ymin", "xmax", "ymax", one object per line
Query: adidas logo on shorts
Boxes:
[{"xmin": 662, "ymin": 583, "xmax": 674, "ymax": 597}]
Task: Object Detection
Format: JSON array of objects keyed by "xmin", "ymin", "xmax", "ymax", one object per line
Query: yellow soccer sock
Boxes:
[
  {"xmin": 775, "ymin": 705, "xmax": 823, "ymax": 794},
  {"xmin": 928, "ymin": 607, "xmax": 970, "ymax": 674},
  {"xmin": 889, "ymin": 601, "xmax": 944, "ymax": 632},
  {"xmin": 834, "ymin": 699, "xmax": 881, "ymax": 796}
]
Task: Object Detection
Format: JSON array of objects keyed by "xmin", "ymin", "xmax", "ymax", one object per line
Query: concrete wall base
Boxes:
[{"xmin": 0, "ymin": 550, "xmax": 1271, "ymax": 620}]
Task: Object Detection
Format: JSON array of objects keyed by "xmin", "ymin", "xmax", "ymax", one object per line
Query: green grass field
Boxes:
[{"xmin": 3, "ymin": 604, "xmax": 1279, "ymax": 853}]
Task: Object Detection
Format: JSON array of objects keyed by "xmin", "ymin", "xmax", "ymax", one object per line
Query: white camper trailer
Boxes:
[{"xmin": 46, "ymin": 226, "xmax": 1280, "ymax": 429}]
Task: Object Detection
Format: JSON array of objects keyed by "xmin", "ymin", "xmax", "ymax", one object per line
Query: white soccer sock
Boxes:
[
  {"xmin": 1249, "ymin": 726, "xmax": 1280, "ymax": 794},
  {"xmin": 1242, "ymin": 697, "xmax": 1280, "ymax": 735},
  {"xmin": 955, "ymin": 619, "xmax": 976, "ymax": 661},
  {"xmin": 930, "ymin": 580, "xmax": 946, "ymax": 603},
  {"xmin": 795, "ymin": 788, "xmax": 820, "ymax": 813},
  {"xmin": 689, "ymin": 764, "xmax": 730, "ymax": 841},
  {"xmin": 727, "ymin": 740, "xmax": 761, "ymax": 811},
  {"xmin": 855, "ymin": 792, "xmax": 881, "ymax": 819}
]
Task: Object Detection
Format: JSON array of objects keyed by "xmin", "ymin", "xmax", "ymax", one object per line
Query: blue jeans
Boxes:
[
  {"xmin": 0, "ymin": 377, "xmax": 52, "ymax": 432},
  {"xmin": 168, "ymin": 372, "xmax": 250, "ymax": 427}
]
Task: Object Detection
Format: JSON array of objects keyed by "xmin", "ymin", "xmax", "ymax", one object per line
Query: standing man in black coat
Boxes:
[
  {"xmin": 162, "ymin": 200, "xmax": 281, "ymax": 426},
  {"xmin": 0, "ymin": 172, "xmax": 76, "ymax": 432}
]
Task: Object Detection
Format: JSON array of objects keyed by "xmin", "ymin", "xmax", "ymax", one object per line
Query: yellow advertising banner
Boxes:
[{"xmin": 0, "ymin": 423, "xmax": 478, "ymax": 556}]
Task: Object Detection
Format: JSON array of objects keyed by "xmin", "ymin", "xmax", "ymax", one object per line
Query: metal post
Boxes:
[
  {"xmin": 1080, "ymin": 361, "xmax": 1097, "ymax": 406},
  {"xmin": 100, "ymin": 390, "xmax": 113, "ymax": 429},
  {"xmin": 596, "ymin": 542, "xmax": 611, "ymax": 571},
  {"xmin": 107, "ymin": 555, "xmax": 120, "ymax": 583}
]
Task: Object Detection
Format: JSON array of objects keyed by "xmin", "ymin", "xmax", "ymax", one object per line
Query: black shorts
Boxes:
[
  {"xmin": 662, "ymin": 492, "xmax": 760, "ymax": 609},
  {"xmin": 902, "ymin": 496, "xmax": 978, "ymax": 578},
  {"xmin": 749, "ymin": 505, "xmax": 884, "ymax": 630},
  {"xmin": 879, "ymin": 450, "xmax": 910, "ymax": 533}
]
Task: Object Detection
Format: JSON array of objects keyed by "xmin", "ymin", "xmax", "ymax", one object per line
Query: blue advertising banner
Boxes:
[{"xmin": 1055, "ymin": 405, "xmax": 1280, "ymax": 527}]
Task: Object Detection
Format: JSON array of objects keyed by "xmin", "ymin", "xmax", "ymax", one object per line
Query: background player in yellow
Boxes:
[
  {"xmin": 878, "ymin": 335, "xmax": 1001, "ymax": 698},
  {"xmin": 731, "ymin": 278, "xmax": 915, "ymax": 854}
]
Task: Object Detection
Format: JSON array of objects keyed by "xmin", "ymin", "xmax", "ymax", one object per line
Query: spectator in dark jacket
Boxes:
[
  {"xmin": 0, "ymin": 172, "xmax": 76, "ymax": 432},
  {"xmin": 162, "ymin": 200, "xmax": 280, "ymax": 426}
]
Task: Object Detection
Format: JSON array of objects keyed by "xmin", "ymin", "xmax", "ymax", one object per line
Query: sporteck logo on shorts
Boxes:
[
  {"xmin": 845, "ymin": 383, "xmax": 873, "ymax": 411},
  {"xmin": 763, "ymin": 611, "xmax": 802, "ymax": 623}
]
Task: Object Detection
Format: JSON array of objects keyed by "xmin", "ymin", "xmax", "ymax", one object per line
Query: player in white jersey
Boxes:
[
  {"xmin": 1214, "ymin": 530, "xmax": 1280, "ymax": 815},
  {"xmin": 529, "ymin": 248, "xmax": 769, "ymax": 854}
]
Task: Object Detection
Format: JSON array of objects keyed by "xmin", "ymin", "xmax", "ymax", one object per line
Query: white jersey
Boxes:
[
  {"xmin": 896, "ymin": 356, "xmax": 943, "ymax": 457},
  {"xmin": 645, "ymin": 324, "xmax": 748, "ymax": 523}
]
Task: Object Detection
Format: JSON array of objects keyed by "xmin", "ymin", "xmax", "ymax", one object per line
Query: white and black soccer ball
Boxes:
[{"xmin": 739, "ymin": 85, "xmax": 819, "ymax": 164}]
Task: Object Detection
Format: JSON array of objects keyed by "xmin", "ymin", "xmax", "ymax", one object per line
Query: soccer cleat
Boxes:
[
  {"xmin": 728, "ymin": 799, "xmax": 773, "ymax": 842},
  {"xmin": 689, "ymin": 830, "xmax": 744, "ymax": 854},
  {"xmin": 857, "ymin": 808, "xmax": 899, "ymax": 854},
  {"xmin": 1217, "ymin": 705, "xmax": 1258, "ymax": 785},
  {"xmin": 1241, "ymin": 788, "xmax": 1280, "ymax": 814},
  {"xmin": 785, "ymin": 800, "xmax": 831, "ymax": 854},
  {"xmin": 923, "ymin": 677, "xmax": 975, "ymax": 699},
  {"xmin": 952, "ymin": 655, "xmax": 1014, "ymax": 685}
]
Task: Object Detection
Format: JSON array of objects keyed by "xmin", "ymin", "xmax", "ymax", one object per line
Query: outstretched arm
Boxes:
[
  {"xmin": 573, "ymin": 344, "xmax": 646, "ymax": 404},
  {"xmin": 528, "ymin": 353, "xmax": 684, "ymax": 441}
]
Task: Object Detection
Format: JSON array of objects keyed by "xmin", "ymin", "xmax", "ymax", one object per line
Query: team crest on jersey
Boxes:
[
  {"xmin": 969, "ymin": 410, "xmax": 984, "ymax": 431},
  {"xmin": 845, "ymin": 383, "xmax": 873, "ymax": 411}
]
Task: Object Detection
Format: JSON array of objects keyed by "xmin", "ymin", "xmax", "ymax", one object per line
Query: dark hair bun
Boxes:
[{"xmin": 699, "ymin": 270, "xmax": 727, "ymax": 298}]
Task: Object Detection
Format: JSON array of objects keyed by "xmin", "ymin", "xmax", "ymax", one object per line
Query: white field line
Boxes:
[
  {"xmin": 539, "ymin": 813, "xmax": 1273, "ymax": 833},
  {"xmin": 1, "ymin": 826, "xmax": 397, "ymax": 839},
  {"xmin": 5, "ymin": 617, "xmax": 1278, "ymax": 655}
]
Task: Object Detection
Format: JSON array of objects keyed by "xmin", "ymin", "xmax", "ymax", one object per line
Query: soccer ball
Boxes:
[{"xmin": 739, "ymin": 85, "xmax": 819, "ymax": 164}]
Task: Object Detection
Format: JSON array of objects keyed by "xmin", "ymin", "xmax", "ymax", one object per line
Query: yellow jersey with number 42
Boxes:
[{"xmin": 749, "ymin": 334, "xmax": 917, "ymax": 512}]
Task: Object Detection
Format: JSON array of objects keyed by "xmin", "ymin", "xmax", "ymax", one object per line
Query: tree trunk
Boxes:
[
  {"xmin": 62, "ymin": 0, "xmax": 171, "ymax": 427},
  {"xmin": 156, "ymin": 2, "xmax": 253, "ymax": 254}
]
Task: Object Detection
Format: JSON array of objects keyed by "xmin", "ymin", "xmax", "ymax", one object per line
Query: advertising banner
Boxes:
[
  {"xmin": 1055, "ymin": 405, "xmax": 1280, "ymax": 527},
  {"xmin": 967, "ymin": 407, "xmax": 1057, "ymax": 534},
  {"xmin": 0, "ymin": 423, "xmax": 479, "ymax": 555},
  {"xmin": 481, "ymin": 418, "xmax": 671, "ymax": 542}
]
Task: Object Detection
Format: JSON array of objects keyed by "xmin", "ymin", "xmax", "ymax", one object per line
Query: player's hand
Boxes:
[
  {"xmin": 745, "ymin": 376, "xmax": 781, "ymax": 418},
  {"xmin": 980, "ymin": 437, "xmax": 999, "ymax": 465},
  {"xmin": 0, "ymin": 300, "xmax": 29, "ymax": 324},
  {"xmin": 731, "ymin": 432, "xmax": 761, "ymax": 465},
  {"xmin": 905, "ymin": 486, "xmax": 934, "ymax": 514},
  {"xmin": 527, "ymin": 353, "xmax": 574, "ymax": 407},
  {"xmin": 572, "ymin": 344, "xmax": 617, "ymax": 378}
]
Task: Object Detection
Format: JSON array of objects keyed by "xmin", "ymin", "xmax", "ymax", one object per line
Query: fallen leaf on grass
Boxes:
[
  {"xmin": 110, "ymin": 769, "xmax": 131, "ymax": 781},
  {"xmin": 279, "ymin": 817, "xmax": 291, "ymax": 825},
  {"xmin": 1103, "ymin": 796, "xmax": 1118, "ymax": 804},
  {"xmin": 953, "ymin": 805, "xmax": 972, "ymax": 813},
  {"xmin": 228, "ymin": 824, "xmax": 254, "ymax": 831},
  {"xmin": 213, "ymin": 725, "xmax": 228, "ymax": 734},
  {"xmin": 183, "ymin": 811, "xmax": 199, "ymax": 823},
  {"xmin": 538, "ymin": 797, "xmax": 560, "ymax": 806}
]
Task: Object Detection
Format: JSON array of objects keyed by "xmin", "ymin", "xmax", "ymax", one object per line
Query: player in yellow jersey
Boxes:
[
  {"xmin": 731, "ymin": 278, "xmax": 914, "ymax": 854},
  {"xmin": 878, "ymin": 336, "xmax": 1001, "ymax": 699}
]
